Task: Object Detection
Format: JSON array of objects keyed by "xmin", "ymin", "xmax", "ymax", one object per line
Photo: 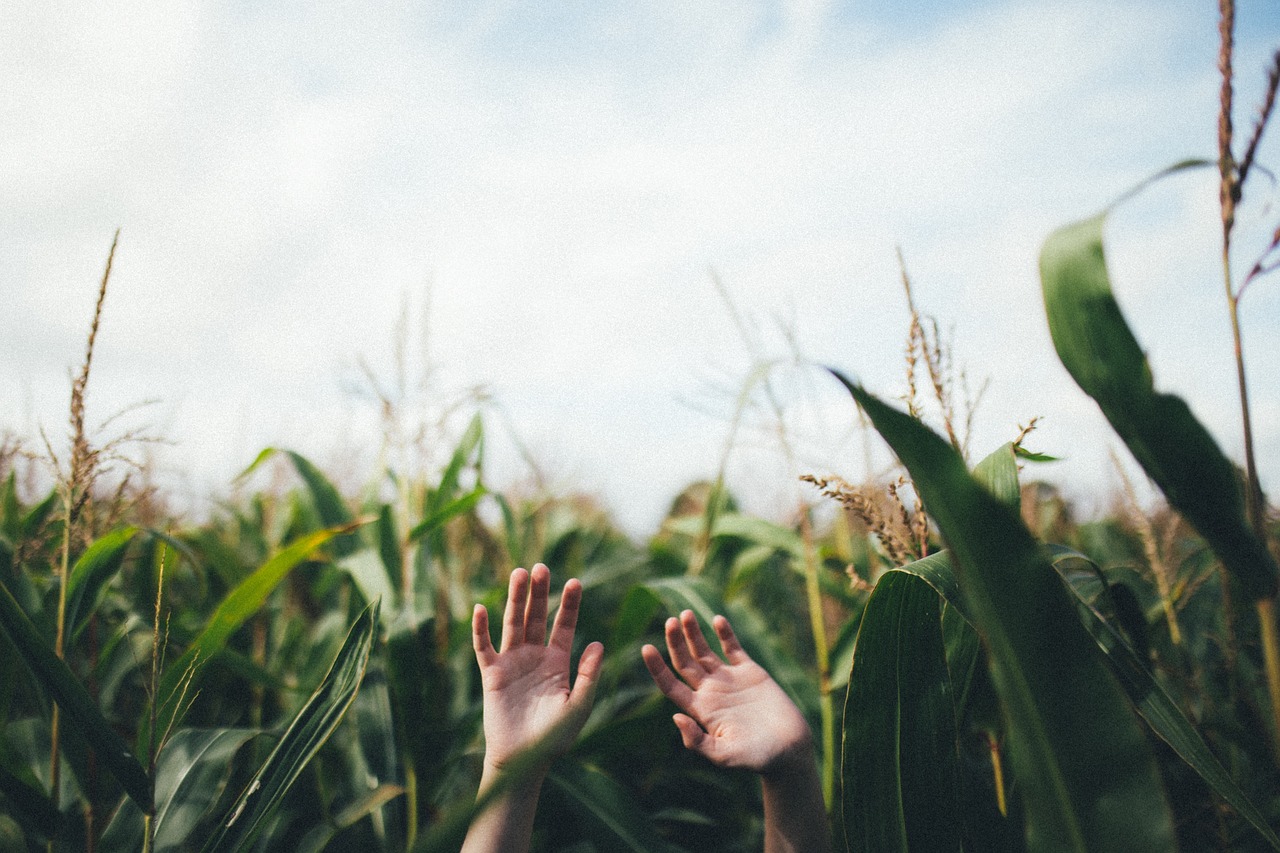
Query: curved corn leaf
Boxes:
[
  {"xmin": 65, "ymin": 525, "xmax": 139, "ymax": 641},
  {"xmin": 1039, "ymin": 193, "xmax": 1277, "ymax": 601},
  {"xmin": 0, "ymin": 756, "xmax": 58, "ymax": 840},
  {"xmin": 199, "ymin": 600, "xmax": 379, "ymax": 853},
  {"xmin": 148, "ymin": 526, "xmax": 354, "ymax": 753},
  {"xmin": 1048, "ymin": 546, "xmax": 1280, "ymax": 851},
  {"xmin": 294, "ymin": 783, "xmax": 406, "ymax": 853},
  {"xmin": 101, "ymin": 727, "xmax": 260, "ymax": 851},
  {"xmin": 0, "ymin": 578, "xmax": 152, "ymax": 812},
  {"xmin": 842, "ymin": 570, "xmax": 961, "ymax": 853},
  {"xmin": 241, "ymin": 448, "xmax": 361, "ymax": 557},
  {"xmin": 546, "ymin": 761, "xmax": 685, "ymax": 853},
  {"xmin": 973, "ymin": 443, "xmax": 1020, "ymax": 508},
  {"xmin": 406, "ymin": 486, "xmax": 486, "ymax": 543},
  {"xmin": 834, "ymin": 372, "xmax": 1176, "ymax": 853}
]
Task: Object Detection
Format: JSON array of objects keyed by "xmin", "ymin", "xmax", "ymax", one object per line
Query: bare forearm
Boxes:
[
  {"xmin": 459, "ymin": 765, "xmax": 545, "ymax": 853},
  {"xmin": 761, "ymin": 751, "xmax": 831, "ymax": 853}
]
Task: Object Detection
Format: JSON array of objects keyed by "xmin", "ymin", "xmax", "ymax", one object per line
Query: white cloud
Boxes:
[{"xmin": 2, "ymin": 0, "xmax": 1276, "ymax": 534}]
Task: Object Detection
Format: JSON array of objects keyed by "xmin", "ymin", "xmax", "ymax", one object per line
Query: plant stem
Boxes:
[
  {"xmin": 1219, "ymin": 0, "xmax": 1280, "ymax": 763},
  {"xmin": 800, "ymin": 509, "xmax": 835, "ymax": 808}
]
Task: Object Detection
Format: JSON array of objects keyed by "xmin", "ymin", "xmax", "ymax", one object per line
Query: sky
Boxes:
[{"xmin": 3, "ymin": 0, "xmax": 1278, "ymax": 536}]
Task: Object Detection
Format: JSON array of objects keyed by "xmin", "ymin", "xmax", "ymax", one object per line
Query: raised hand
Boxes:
[
  {"xmin": 641, "ymin": 610, "xmax": 812, "ymax": 776},
  {"xmin": 472, "ymin": 563, "xmax": 603, "ymax": 772}
]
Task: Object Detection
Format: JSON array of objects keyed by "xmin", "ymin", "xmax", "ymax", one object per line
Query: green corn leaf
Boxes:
[
  {"xmin": 241, "ymin": 448, "xmax": 361, "ymax": 557},
  {"xmin": 842, "ymin": 569, "xmax": 961, "ymax": 853},
  {"xmin": 65, "ymin": 525, "xmax": 139, "ymax": 641},
  {"xmin": 1048, "ymin": 547, "xmax": 1280, "ymax": 851},
  {"xmin": 545, "ymin": 761, "xmax": 686, "ymax": 853},
  {"xmin": 973, "ymin": 443, "xmax": 1020, "ymax": 508},
  {"xmin": 406, "ymin": 486, "xmax": 486, "ymax": 543},
  {"xmin": 199, "ymin": 600, "xmax": 379, "ymax": 853},
  {"xmin": 101, "ymin": 727, "xmax": 260, "ymax": 851},
  {"xmin": 0, "ymin": 577, "xmax": 153, "ymax": 812},
  {"xmin": 833, "ymin": 372, "xmax": 1176, "ymax": 853},
  {"xmin": 148, "ymin": 526, "xmax": 354, "ymax": 753},
  {"xmin": 0, "ymin": 754, "xmax": 59, "ymax": 840},
  {"xmin": 429, "ymin": 413, "xmax": 483, "ymax": 517},
  {"xmin": 375, "ymin": 502, "xmax": 401, "ymax": 596},
  {"xmin": 1039, "ymin": 190, "xmax": 1277, "ymax": 601}
]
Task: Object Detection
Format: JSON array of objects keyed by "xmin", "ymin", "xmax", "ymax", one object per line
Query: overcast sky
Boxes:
[{"xmin": 3, "ymin": 0, "xmax": 1278, "ymax": 535}]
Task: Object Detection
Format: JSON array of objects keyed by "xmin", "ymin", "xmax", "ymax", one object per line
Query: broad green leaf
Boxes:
[
  {"xmin": 842, "ymin": 570, "xmax": 961, "ymax": 852},
  {"xmin": 65, "ymin": 526, "xmax": 139, "ymax": 641},
  {"xmin": 834, "ymin": 373, "xmax": 1175, "ymax": 853},
  {"xmin": 1039, "ymin": 202, "xmax": 1277, "ymax": 600},
  {"xmin": 241, "ymin": 448, "xmax": 361, "ymax": 556},
  {"xmin": 294, "ymin": 783, "xmax": 406, "ymax": 853},
  {"xmin": 375, "ymin": 502, "xmax": 401, "ymax": 596},
  {"xmin": 407, "ymin": 486, "xmax": 486, "ymax": 543},
  {"xmin": 199, "ymin": 600, "xmax": 379, "ymax": 853},
  {"xmin": 0, "ymin": 756, "xmax": 58, "ymax": 840},
  {"xmin": 546, "ymin": 761, "xmax": 684, "ymax": 852},
  {"xmin": 102, "ymin": 727, "xmax": 260, "ymax": 851},
  {"xmin": 429, "ymin": 413, "xmax": 483, "ymax": 517},
  {"xmin": 1048, "ymin": 547, "xmax": 1280, "ymax": 851},
  {"xmin": 149, "ymin": 526, "xmax": 352, "ymax": 751},
  {"xmin": 338, "ymin": 548, "xmax": 395, "ymax": 611},
  {"xmin": 973, "ymin": 443, "xmax": 1020, "ymax": 508},
  {"xmin": 0, "ymin": 578, "xmax": 152, "ymax": 812}
]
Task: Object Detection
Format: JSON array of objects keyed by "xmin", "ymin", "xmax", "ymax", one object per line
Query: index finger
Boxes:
[{"xmin": 642, "ymin": 643, "xmax": 695, "ymax": 712}]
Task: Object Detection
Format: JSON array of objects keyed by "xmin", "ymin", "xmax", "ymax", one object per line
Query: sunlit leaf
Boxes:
[
  {"xmin": 1039, "ymin": 185, "xmax": 1277, "ymax": 601},
  {"xmin": 833, "ymin": 373, "xmax": 1176, "ymax": 853},
  {"xmin": 0, "ymin": 578, "xmax": 152, "ymax": 812},
  {"xmin": 842, "ymin": 570, "xmax": 961, "ymax": 852},
  {"xmin": 199, "ymin": 600, "xmax": 379, "ymax": 852}
]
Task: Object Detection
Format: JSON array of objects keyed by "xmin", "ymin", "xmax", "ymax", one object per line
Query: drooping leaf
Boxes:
[
  {"xmin": 0, "ymin": 578, "xmax": 152, "ymax": 812},
  {"xmin": 1048, "ymin": 547, "xmax": 1280, "ymax": 851},
  {"xmin": 65, "ymin": 525, "xmax": 139, "ymax": 641},
  {"xmin": 1039, "ymin": 198, "xmax": 1277, "ymax": 601},
  {"xmin": 842, "ymin": 570, "xmax": 961, "ymax": 853},
  {"xmin": 833, "ymin": 372, "xmax": 1176, "ymax": 853},
  {"xmin": 199, "ymin": 600, "xmax": 379, "ymax": 853}
]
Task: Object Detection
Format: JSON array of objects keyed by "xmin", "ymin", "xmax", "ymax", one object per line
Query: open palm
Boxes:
[{"xmin": 472, "ymin": 564, "xmax": 602, "ymax": 771}]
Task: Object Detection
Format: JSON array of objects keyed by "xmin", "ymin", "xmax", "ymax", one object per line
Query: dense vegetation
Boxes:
[{"xmin": 3, "ymin": 6, "xmax": 1279, "ymax": 852}]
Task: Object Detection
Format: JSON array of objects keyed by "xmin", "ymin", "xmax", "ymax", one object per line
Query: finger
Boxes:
[
  {"xmin": 569, "ymin": 641, "xmax": 604, "ymax": 713},
  {"xmin": 664, "ymin": 615, "xmax": 704, "ymax": 686},
  {"xmin": 472, "ymin": 604, "xmax": 497, "ymax": 667},
  {"xmin": 642, "ymin": 643, "xmax": 696, "ymax": 710},
  {"xmin": 672, "ymin": 713, "xmax": 712, "ymax": 758},
  {"xmin": 712, "ymin": 614, "xmax": 749, "ymax": 665},
  {"xmin": 525, "ymin": 563, "xmax": 551, "ymax": 645},
  {"xmin": 548, "ymin": 577, "xmax": 582, "ymax": 651},
  {"xmin": 680, "ymin": 609, "xmax": 722, "ymax": 672},
  {"xmin": 500, "ymin": 567, "xmax": 529, "ymax": 652}
]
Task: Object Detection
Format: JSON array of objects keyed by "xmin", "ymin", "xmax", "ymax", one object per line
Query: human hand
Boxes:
[
  {"xmin": 641, "ymin": 610, "xmax": 813, "ymax": 777},
  {"xmin": 472, "ymin": 563, "xmax": 603, "ymax": 773}
]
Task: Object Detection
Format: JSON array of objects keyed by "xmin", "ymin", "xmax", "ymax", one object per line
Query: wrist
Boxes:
[{"xmin": 760, "ymin": 734, "xmax": 817, "ymax": 782}]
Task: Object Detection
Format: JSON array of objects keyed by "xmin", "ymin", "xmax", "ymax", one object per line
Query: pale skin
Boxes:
[
  {"xmin": 642, "ymin": 610, "xmax": 833, "ymax": 853},
  {"xmin": 460, "ymin": 563, "xmax": 603, "ymax": 853},
  {"xmin": 461, "ymin": 565, "xmax": 831, "ymax": 853}
]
